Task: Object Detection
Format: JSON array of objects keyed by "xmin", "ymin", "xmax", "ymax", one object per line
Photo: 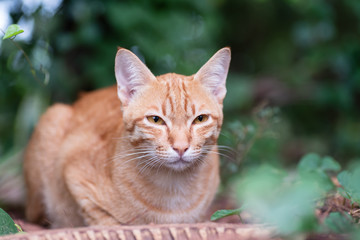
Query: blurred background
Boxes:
[{"xmin": 0, "ymin": 0, "xmax": 360, "ymax": 211}]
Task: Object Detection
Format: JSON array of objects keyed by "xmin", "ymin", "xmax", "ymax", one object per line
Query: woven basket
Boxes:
[{"xmin": 0, "ymin": 223, "xmax": 278, "ymax": 240}]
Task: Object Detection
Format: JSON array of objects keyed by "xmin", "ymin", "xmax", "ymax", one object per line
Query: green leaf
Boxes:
[
  {"xmin": 299, "ymin": 170, "xmax": 334, "ymax": 192},
  {"xmin": 298, "ymin": 153, "xmax": 341, "ymax": 173},
  {"xmin": 352, "ymin": 228, "xmax": 360, "ymax": 240},
  {"xmin": 0, "ymin": 208, "xmax": 19, "ymax": 236},
  {"xmin": 324, "ymin": 212, "xmax": 354, "ymax": 233},
  {"xmin": 297, "ymin": 153, "xmax": 321, "ymax": 172},
  {"xmin": 338, "ymin": 167, "xmax": 360, "ymax": 204},
  {"xmin": 321, "ymin": 156, "xmax": 341, "ymax": 171},
  {"xmin": 2, "ymin": 24, "xmax": 24, "ymax": 40},
  {"xmin": 211, "ymin": 208, "xmax": 243, "ymax": 221},
  {"xmin": 297, "ymin": 154, "xmax": 340, "ymax": 191},
  {"xmin": 235, "ymin": 164, "xmax": 324, "ymax": 235},
  {"xmin": 338, "ymin": 187, "xmax": 352, "ymax": 201}
]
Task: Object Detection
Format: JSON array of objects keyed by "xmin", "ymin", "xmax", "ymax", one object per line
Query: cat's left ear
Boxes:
[
  {"xmin": 115, "ymin": 48, "xmax": 157, "ymax": 106},
  {"xmin": 194, "ymin": 47, "xmax": 231, "ymax": 103}
]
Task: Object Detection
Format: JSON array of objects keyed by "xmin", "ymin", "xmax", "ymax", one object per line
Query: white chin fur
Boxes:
[
  {"xmin": 166, "ymin": 160, "xmax": 192, "ymax": 171},
  {"xmin": 164, "ymin": 153, "xmax": 199, "ymax": 171}
]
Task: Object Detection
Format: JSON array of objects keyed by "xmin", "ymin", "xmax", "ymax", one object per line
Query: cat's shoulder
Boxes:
[
  {"xmin": 67, "ymin": 85, "xmax": 122, "ymax": 129},
  {"xmin": 75, "ymin": 85, "xmax": 118, "ymax": 105}
]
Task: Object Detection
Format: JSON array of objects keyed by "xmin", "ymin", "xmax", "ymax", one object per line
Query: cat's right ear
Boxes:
[
  {"xmin": 115, "ymin": 48, "xmax": 156, "ymax": 106},
  {"xmin": 194, "ymin": 47, "xmax": 231, "ymax": 104}
]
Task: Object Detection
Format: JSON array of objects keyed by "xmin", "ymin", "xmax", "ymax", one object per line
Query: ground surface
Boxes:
[{"xmin": 3, "ymin": 193, "xmax": 357, "ymax": 240}]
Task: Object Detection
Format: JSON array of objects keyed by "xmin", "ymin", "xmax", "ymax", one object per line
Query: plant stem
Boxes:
[
  {"xmin": 9, "ymin": 38, "xmax": 43, "ymax": 85},
  {"xmin": 238, "ymin": 213, "xmax": 243, "ymax": 224},
  {"xmin": 237, "ymin": 117, "xmax": 266, "ymax": 164}
]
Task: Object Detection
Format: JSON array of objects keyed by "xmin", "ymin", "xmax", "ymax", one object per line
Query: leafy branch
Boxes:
[{"xmin": 2, "ymin": 24, "xmax": 44, "ymax": 85}]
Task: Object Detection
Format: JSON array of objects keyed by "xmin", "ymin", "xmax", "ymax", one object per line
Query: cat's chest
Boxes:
[
  {"xmin": 107, "ymin": 155, "xmax": 218, "ymax": 224},
  {"xmin": 154, "ymin": 180, "xmax": 196, "ymax": 209},
  {"xmin": 131, "ymin": 181, "xmax": 209, "ymax": 224}
]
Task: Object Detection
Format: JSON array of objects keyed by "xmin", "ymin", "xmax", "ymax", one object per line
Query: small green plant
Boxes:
[
  {"xmin": 2, "ymin": 24, "xmax": 24, "ymax": 40},
  {"xmin": 297, "ymin": 153, "xmax": 341, "ymax": 192},
  {"xmin": 218, "ymin": 105, "xmax": 281, "ymax": 186},
  {"xmin": 210, "ymin": 207, "xmax": 243, "ymax": 221},
  {"xmin": 338, "ymin": 166, "xmax": 360, "ymax": 205},
  {"xmin": 211, "ymin": 153, "xmax": 360, "ymax": 236},
  {"xmin": 2, "ymin": 24, "xmax": 48, "ymax": 85},
  {"xmin": 0, "ymin": 208, "xmax": 22, "ymax": 236},
  {"xmin": 211, "ymin": 153, "xmax": 348, "ymax": 236},
  {"xmin": 323, "ymin": 212, "xmax": 355, "ymax": 233}
]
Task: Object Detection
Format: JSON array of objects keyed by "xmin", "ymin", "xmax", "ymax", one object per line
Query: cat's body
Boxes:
[{"xmin": 24, "ymin": 48, "xmax": 230, "ymax": 227}]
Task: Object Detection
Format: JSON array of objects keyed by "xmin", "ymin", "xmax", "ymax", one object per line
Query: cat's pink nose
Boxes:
[{"xmin": 173, "ymin": 147, "xmax": 189, "ymax": 157}]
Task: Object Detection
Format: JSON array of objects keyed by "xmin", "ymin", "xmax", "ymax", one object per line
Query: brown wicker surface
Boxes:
[{"xmin": 0, "ymin": 223, "xmax": 279, "ymax": 240}]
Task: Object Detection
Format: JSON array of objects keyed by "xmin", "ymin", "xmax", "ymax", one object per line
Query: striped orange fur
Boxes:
[{"xmin": 24, "ymin": 47, "xmax": 231, "ymax": 227}]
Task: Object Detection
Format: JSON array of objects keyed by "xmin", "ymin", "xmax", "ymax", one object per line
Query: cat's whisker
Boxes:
[
  {"xmin": 104, "ymin": 151, "xmax": 153, "ymax": 167},
  {"xmin": 136, "ymin": 156, "xmax": 155, "ymax": 169},
  {"xmin": 203, "ymin": 150, "xmax": 231, "ymax": 159},
  {"xmin": 202, "ymin": 145, "xmax": 237, "ymax": 159},
  {"xmin": 124, "ymin": 153, "xmax": 154, "ymax": 166},
  {"xmin": 138, "ymin": 156, "xmax": 159, "ymax": 175},
  {"xmin": 203, "ymin": 144, "xmax": 236, "ymax": 153},
  {"xmin": 114, "ymin": 144, "xmax": 154, "ymax": 150},
  {"xmin": 219, "ymin": 131, "xmax": 233, "ymax": 140},
  {"xmin": 140, "ymin": 162, "xmax": 158, "ymax": 175},
  {"xmin": 126, "ymin": 154, "xmax": 153, "ymax": 163},
  {"xmin": 113, "ymin": 146, "xmax": 154, "ymax": 155},
  {"xmin": 206, "ymin": 144, "xmax": 233, "ymax": 149},
  {"xmin": 111, "ymin": 149, "xmax": 154, "ymax": 158},
  {"xmin": 114, "ymin": 150, "xmax": 154, "ymax": 159},
  {"xmin": 217, "ymin": 146, "xmax": 237, "ymax": 153},
  {"xmin": 201, "ymin": 149, "xmax": 235, "ymax": 162},
  {"xmin": 202, "ymin": 149, "xmax": 232, "ymax": 157},
  {"xmin": 193, "ymin": 157, "xmax": 207, "ymax": 170},
  {"xmin": 149, "ymin": 155, "xmax": 168, "ymax": 174},
  {"xmin": 156, "ymin": 158, "xmax": 170, "ymax": 175},
  {"xmin": 107, "ymin": 151, "xmax": 154, "ymax": 168}
]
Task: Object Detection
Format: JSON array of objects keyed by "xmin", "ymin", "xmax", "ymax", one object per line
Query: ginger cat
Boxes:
[{"xmin": 24, "ymin": 47, "xmax": 231, "ymax": 228}]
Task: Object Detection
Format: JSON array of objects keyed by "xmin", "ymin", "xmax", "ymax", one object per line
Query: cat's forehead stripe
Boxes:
[
  {"xmin": 181, "ymin": 81, "xmax": 190, "ymax": 115},
  {"xmin": 191, "ymin": 104, "xmax": 196, "ymax": 115},
  {"xmin": 158, "ymin": 74, "xmax": 208, "ymax": 122},
  {"xmin": 171, "ymin": 75, "xmax": 191, "ymax": 118},
  {"xmin": 162, "ymin": 81, "xmax": 170, "ymax": 116},
  {"xmin": 148, "ymin": 105, "xmax": 160, "ymax": 112}
]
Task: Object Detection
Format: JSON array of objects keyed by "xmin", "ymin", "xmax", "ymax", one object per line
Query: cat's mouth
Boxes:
[
  {"xmin": 168, "ymin": 158, "xmax": 190, "ymax": 165},
  {"xmin": 166, "ymin": 158, "xmax": 193, "ymax": 170}
]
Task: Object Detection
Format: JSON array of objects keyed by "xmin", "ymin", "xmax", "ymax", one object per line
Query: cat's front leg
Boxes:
[
  {"xmin": 63, "ymin": 163, "xmax": 122, "ymax": 226},
  {"xmin": 78, "ymin": 201, "xmax": 122, "ymax": 226}
]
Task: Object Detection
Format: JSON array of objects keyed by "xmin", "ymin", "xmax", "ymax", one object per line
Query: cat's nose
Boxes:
[
  {"xmin": 170, "ymin": 129, "xmax": 190, "ymax": 157},
  {"xmin": 173, "ymin": 146, "xmax": 189, "ymax": 157}
]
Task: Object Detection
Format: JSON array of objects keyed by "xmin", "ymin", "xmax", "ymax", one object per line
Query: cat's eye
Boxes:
[
  {"xmin": 147, "ymin": 116, "xmax": 165, "ymax": 125},
  {"xmin": 193, "ymin": 115, "xmax": 209, "ymax": 124}
]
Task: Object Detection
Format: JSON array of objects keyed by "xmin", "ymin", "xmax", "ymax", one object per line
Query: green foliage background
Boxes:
[{"xmin": 0, "ymin": 0, "xmax": 360, "ymax": 216}]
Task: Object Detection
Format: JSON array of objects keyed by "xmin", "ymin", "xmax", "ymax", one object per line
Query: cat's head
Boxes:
[{"xmin": 115, "ymin": 48, "xmax": 230, "ymax": 171}]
